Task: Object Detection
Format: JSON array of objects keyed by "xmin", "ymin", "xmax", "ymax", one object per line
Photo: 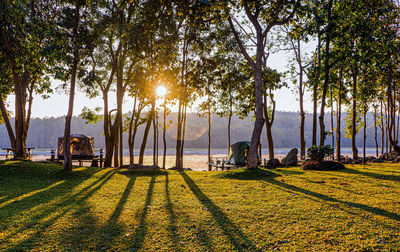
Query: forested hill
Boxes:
[{"xmin": 0, "ymin": 111, "xmax": 382, "ymax": 149}]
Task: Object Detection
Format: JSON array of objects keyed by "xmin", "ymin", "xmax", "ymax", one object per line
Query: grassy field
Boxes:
[{"xmin": 0, "ymin": 161, "xmax": 399, "ymax": 251}]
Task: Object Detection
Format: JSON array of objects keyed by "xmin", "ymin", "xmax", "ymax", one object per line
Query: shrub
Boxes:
[
  {"xmin": 302, "ymin": 160, "xmax": 345, "ymax": 171},
  {"xmin": 307, "ymin": 145, "xmax": 334, "ymax": 163}
]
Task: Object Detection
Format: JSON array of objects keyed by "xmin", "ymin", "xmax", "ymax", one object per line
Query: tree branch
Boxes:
[{"xmin": 227, "ymin": 16, "xmax": 255, "ymax": 68}]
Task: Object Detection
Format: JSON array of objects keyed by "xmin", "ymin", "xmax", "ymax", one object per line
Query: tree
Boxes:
[
  {"xmin": 0, "ymin": 0, "xmax": 56, "ymax": 158},
  {"xmin": 197, "ymin": 56, "xmax": 219, "ymax": 171},
  {"xmin": 280, "ymin": 20, "xmax": 311, "ymax": 159},
  {"xmin": 61, "ymin": 0, "xmax": 83, "ymax": 171},
  {"xmin": 223, "ymin": 0, "xmax": 299, "ymax": 168},
  {"xmin": 262, "ymin": 68, "xmax": 284, "ymax": 160},
  {"xmin": 0, "ymin": 53, "xmax": 15, "ymax": 149}
]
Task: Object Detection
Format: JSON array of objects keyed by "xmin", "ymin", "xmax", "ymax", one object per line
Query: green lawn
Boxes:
[{"xmin": 0, "ymin": 160, "xmax": 399, "ymax": 251}]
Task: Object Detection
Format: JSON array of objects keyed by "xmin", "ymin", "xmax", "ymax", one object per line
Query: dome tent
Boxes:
[
  {"xmin": 57, "ymin": 134, "xmax": 94, "ymax": 159},
  {"xmin": 227, "ymin": 141, "xmax": 260, "ymax": 165}
]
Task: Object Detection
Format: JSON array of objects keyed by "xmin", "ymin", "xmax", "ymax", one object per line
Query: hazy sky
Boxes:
[{"xmin": 5, "ymin": 43, "xmax": 315, "ymax": 118}]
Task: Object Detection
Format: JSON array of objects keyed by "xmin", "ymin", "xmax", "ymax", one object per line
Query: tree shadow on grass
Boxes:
[
  {"xmin": 263, "ymin": 178, "xmax": 400, "ymax": 222},
  {"xmin": 3, "ymin": 169, "xmax": 117, "ymax": 250},
  {"xmin": 164, "ymin": 173, "xmax": 182, "ymax": 251},
  {"xmin": 95, "ymin": 176, "xmax": 136, "ymax": 250},
  {"xmin": 274, "ymin": 169, "xmax": 305, "ymax": 176},
  {"xmin": 180, "ymin": 171, "xmax": 257, "ymax": 251},
  {"xmin": 0, "ymin": 161, "xmax": 103, "ymax": 205},
  {"xmin": 214, "ymin": 167, "xmax": 279, "ymax": 181},
  {"xmin": 165, "ymin": 173, "xmax": 213, "ymax": 251},
  {"xmin": 340, "ymin": 168, "xmax": 400, "ymax": 183},
  {"xmin": 118, "ymin": 169, "xmax": 167, "ymax": 177},
  {"xmin": 128, "ymin": 176, "xmax": 155, "ymax": 250},
  {"xmin": 0, "ymin": 168, "xmax": 112, "ymax": 221}
]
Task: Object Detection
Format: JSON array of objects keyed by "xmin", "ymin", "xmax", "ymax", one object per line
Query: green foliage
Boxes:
[
  {"xmin": 344, "ymin": 108, "xmax": 363, "ymax": 139},
  {"xmin": 80, "ymin": 107, "xmax": 103, "ymax": 125},
  {"xmin": 307, "ymin": 145, "xmax": 334, "ymax": 162}
]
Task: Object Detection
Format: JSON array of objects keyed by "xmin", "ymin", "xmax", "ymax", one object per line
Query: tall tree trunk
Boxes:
[
  {"xmin": 180, "ymin": 104, "xmax": 187, "ymax": 168},
  {"xmin": 336, "ymin": 71, "xmax": 342, "ymax": 160},
  {"xmin": 336, "ymin": 95, "xmax": 341, "ymax": 161},
  {"xmin": 128, "ymin": 97, "xmax": 137, "ymax": 164},
  {"xmin": 380, "ymin": 101, "xmax": 384, "ymax": 155},
  {"xmin": 298, "ymin": 48, "xmax": 306, "ymax": 159},
  {"xmin": 162, "ymin": 99, "xmax": 167, "ymax": 169},
  {"xmin": 319, "ymin": 0, "xmax": 333, "ymax": 146},
  {"xmin": 385, "ymin": 103, "xmax": 389, "ymax": 153},
  {"xmin": 312, "ymin": 33, "xmax": 321, "ymax": 146},
  {"xmin": 208, "ymin": 97, "xmax": 211, "ymax": 171},
  {"xmin": 351, "ymin": 68, "xmax": 358, "ymax": 159},
  {"xmin": 139, "ymin": 99, "xmax": 155, "ymax": 164},
  {"xmin": 63, "ymin": 1, "xmax": 80, "ymax": 171},
  {"xmin": 175, "ymin": 100, "xmax": 183, "ymax": 169},
  {"xmin": 330, "ymin": 88, "xmax": 334, "ymax": 160},
  {"xmin": 24, "ymin": 82, "xmax": 34, "ymax": 146},
  {"xmin": 119, "ymin": 118, "xmax": 123, "ymax": 166},
  {"xmin": 101, "ymin": 60, "xmax": 117, "ymax": 167},
  {"xmin": 374, "ymin": 106, "xmax": 378, "ymax": 157},
  {"xmin": 227, "ymin": 91, "xmax": 233, "ymax": 158},
  {"xmin": 103, "ymin": 100, "xmax": 116, "ymax": 168},
  {"xmin": 114, "ymin": 129, "xmax": 119, "ymax": 167},
  {"xmin": 397, "ymin": 90, "xmax": 400, "ymax": 141},
  {"xmin": 363, "ymin": 105, "xmax": 367, "ymax": 164},
  {"xmin": 156, "ymin": 117, "xmax": 159, "ymax": 166},
  {"xmin": 153, "ymin": 116, "xmax": 157, "ymax": 166},
  {"xmin": 0, "ymin": 95, "xmax": 16, "ymax": 149},
  {"xmin": 248, "ymin": 61, "xmax": 266, "ymax": 168},
  {"xmin": 14, "ymin": 78, "xmax": 27, "ymax": 159},
  {"xmin": 386, "ymin": 65, "xmax": 400, "ymax": 153},
  {"xmin": 397, "ymin": 99, "xmax": 400, "ymax": 142},
  {"xmin": 175, "ymin": 29, "xmax": 187, "ymax": 170},
  {"xmin": 264, "ymin": 92, "xmax": 275, "ymax": 160}
]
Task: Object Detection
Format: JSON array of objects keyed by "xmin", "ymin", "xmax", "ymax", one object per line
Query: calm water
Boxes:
[{"xmin": 0, "ymin": 147, "xmax": 381, "ymax": 157}]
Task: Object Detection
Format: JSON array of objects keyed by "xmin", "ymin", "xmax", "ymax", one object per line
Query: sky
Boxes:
[{"xmin": 5, "ymin": 43, "xmax": 315, "ymax": 119}]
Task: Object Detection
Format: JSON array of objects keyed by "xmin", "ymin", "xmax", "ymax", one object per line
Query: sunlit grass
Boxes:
[{"xmin": 0, "ymin": 161, "xmax": 399, "ymax": 250}]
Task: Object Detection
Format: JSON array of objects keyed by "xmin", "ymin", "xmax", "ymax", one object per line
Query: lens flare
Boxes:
[{"xmin": 156, "ymin": 86, "xmax": 167, "ymax": 97}]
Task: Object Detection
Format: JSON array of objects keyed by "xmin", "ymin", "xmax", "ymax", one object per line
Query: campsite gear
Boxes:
[
  {"xmin": 227, "ymin": 141, "xmax": 260, "ymax": 165},
  {"xmin": 57, "ymin": 134, "xmax": 94, "ymax": 159}
]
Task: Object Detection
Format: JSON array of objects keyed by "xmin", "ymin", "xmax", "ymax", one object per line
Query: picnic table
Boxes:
[
  {"xmin": 1, "ymin": 147, "xmax": 37, "ymax": 160},
  {"xmin": 208, "ymin": 156, "xmax": 237, "ymax": 171},
  {"xmin": 47, "ymin": 149, "xmax": 105, "ymax": 168},
  {"xmin": 208, "ymin": 162, "xmax": 236, "ymax": 171}
]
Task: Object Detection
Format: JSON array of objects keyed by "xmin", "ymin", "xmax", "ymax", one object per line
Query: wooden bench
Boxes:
[
  {"xmin": 1, "ymin": 147, "xmax": 37, "ymax": 160},
  {"xmin": 47, "ymin": 149, "xmax": 105, "ymax": 168}
]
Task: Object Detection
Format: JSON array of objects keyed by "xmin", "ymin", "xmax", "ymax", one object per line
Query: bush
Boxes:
[
  {"xmin": 302, "ymin": 160, "xmax": 345, "ymax": 171},
  {"xmin": 307, "ymin": 145, "xmax": 334, "ymax": 163}
]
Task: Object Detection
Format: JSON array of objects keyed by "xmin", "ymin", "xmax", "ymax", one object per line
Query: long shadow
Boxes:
[
  {"xmin": 165, "ymin": 173, "xmax": 213, "ymax": 250},
  {"xmin": 0, "ymin": 162, "xmax": 102, "ymax": 206},
  {"xmin": 214, "ymin": 167, "xmax": 278, "ymax": 181},
  {"xmin": 96, "ymin": 177, "xmax": 136, "ymax": 249},
  {"xmin": 264, "ymin": 178, "xmax": 400, "ymax": 222},
  {"xmin": 129, "ymin": 176, "xmax": 155, "ymax": 250},
  {"xmin": 118, "ymin": 169, "xmax": 167, "ymax": 177},
  {"xmin": 341, "ymin": 168, "xmax": 400, "ymax": 183},
  {"xmin": 3, "ymin": 169, "xmax": 117, "ymax": 248},
  {"xmin": 164, "ymin": 173, "xmax": 182, "ymax": 251},
  {"xmin": 179, "ymin": 171, "xmax": 257, "ymax": 251},
  {"xmin": 297, "ymin": 176, "xmax": 369, "ymax": 197},
  {"xmin": 0, "ymin": 168, "xmax": 113, "ymax": 221}
]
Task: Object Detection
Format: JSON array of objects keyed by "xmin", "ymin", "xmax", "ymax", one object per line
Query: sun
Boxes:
[{"xmin": 156, "ymin": 85, "xmax": 167, "ymax": 97}]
